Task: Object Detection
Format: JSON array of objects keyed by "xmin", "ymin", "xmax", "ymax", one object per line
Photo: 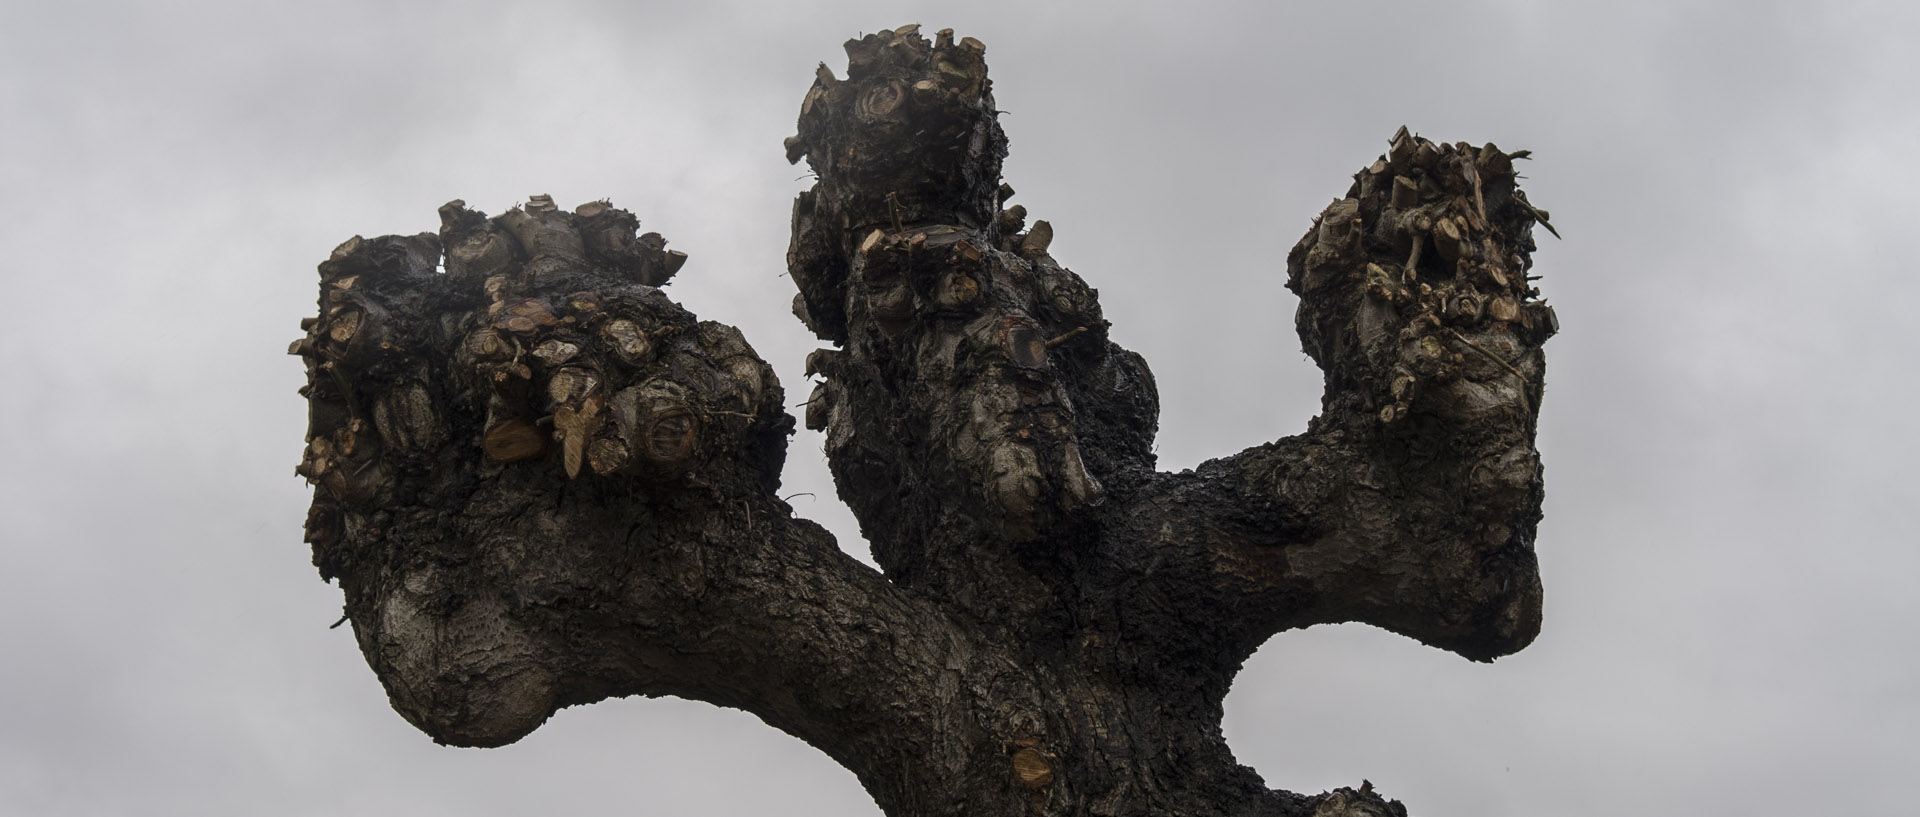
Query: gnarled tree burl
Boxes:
[{"xmin": 292, "ymin": 26, "xmax": 1556, "ymax": 817}]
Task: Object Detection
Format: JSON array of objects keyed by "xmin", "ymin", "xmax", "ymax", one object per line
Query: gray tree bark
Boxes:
[{"xmin": 291, "ymin": 25, "xmax": 1557, "ymax": 817}]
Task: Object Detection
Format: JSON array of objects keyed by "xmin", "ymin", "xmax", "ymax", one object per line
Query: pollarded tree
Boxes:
[{"xmin": 291, "ymin": 25, "xmax": 1557, "ymax": 817}]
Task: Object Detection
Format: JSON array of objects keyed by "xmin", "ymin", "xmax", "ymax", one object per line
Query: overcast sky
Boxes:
[{"xmin": 3, "ymin": 1, "xmax": 1916, "ymax": 815}]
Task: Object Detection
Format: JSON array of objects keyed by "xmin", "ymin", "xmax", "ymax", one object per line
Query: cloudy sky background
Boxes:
[{"xmin": 3, "ymin": 1, "xmax": 1916, "ymax": 814}]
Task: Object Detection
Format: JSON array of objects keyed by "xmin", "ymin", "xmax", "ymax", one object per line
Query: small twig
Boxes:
[
  {"xmin": 1045, "ymin": 326, "xmax": 1089, "ymax": 348},
  {"xmin": 329, "ymin": 614, "xmax": 349, "ymax": 630},
  {"xmin": 1515, "ymin": 196, "xmax": 1561, "ymax": 239},
  {"xmin": 782, "ymin": 492, "xmax": 816, "ymax": 502},
  {"xmin": 1447, "ymin": 328, "xmax": 1530, "ymax": 384},
  {"xmin": 886, "ymin": 192, "xmax": 904, "ymax": 232},
  {"xmin": 703, "ymin": 409, "xmax": 762, "ymax": 427},
  {"xmin": 1462, "ymin": 156, "xmax": 1488, "ymax": 225}
]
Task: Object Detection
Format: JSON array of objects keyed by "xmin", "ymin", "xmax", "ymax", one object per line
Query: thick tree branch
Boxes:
[
  {"xmin": 288, "ymin": 203, "xmax": 1054, "ymax": 813},
  {"xmin": 1135, "ymin": 130, "xmax": 1557, "ymax": 665},
  {"xmin": 786, "ymin": 27, "xmax": 1161, "ymax": 635}
]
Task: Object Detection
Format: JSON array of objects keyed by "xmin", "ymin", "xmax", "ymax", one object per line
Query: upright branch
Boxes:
[
  {"xmin": 784, "ymin": 25, "xmax": 1161, "ymax": 632},
  {"xmin": 1139, "ymin": 126, "xmax": 1558, "ymax": 668},
  {"xmin": 292, "ymin": 25, "xmax": 1558, "ymax": 817}
]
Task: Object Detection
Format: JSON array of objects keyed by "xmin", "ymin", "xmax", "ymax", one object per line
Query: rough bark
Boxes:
[{"xmin": 292, "ymin": 26, "xmax": 1557, "ymax": 817}]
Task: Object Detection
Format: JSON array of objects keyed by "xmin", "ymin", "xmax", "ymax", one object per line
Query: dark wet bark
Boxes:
[{"xmin": 292, "ymin": 25, "xmax": 1556, "ymax": 817}]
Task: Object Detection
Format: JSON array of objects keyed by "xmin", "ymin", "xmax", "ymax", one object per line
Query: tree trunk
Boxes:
[{"xmin": 291, "ymin": 26, "xmax": 1555, "ymax": 817}]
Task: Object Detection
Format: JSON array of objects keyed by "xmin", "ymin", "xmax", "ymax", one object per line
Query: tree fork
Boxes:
[{"xmin": 293, "ymin": 25, "xmax": 1556, "ymax": 817}]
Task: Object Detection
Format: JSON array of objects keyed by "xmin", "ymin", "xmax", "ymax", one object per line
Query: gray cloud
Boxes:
[{"xmin": 3, "ymin": 1, "xmax": 1914, "ymax": 815}]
